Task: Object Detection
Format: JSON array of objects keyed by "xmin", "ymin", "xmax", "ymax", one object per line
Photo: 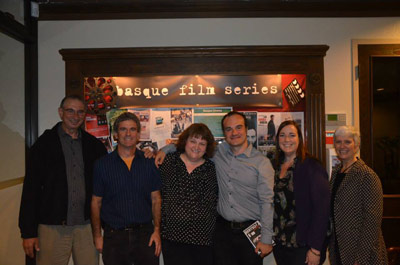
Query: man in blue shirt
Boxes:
[{"xmin": 91, "ymin": 112, "xmax": 162, "ymax": 265}]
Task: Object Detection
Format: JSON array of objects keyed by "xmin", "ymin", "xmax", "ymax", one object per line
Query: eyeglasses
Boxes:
[{"xmin": 63, "ymin": 108, "xmax": 86, "ymax": 116}]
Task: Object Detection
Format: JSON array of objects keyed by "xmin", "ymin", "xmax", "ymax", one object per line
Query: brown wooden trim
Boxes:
[
  {"xmin": 0, "ymin": 177, "xmax": 24, "ymax": 190},
  {"xmin": 0, "ymin": 11, "xmax": 34, "ymax": 43},
  {"xmin": 60, "ymin": 45, "xmax": 328, "ymax": 164},
  {"xmin": 60, "ymin": 46, "xmax": 329, "ymax": 60},
  {"xmin": 358, "ymin": 44, "xmax": 400, "ymax": 168},
  {"xmin": 39, "ymin": 2, "xmax": 400, "ymax": 20}
]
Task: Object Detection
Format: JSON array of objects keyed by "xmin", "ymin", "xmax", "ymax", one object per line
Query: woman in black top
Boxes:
[
  {"xmin": 159, "ymin": 123, "xmax": 218, "ymax": 265},
  {"xmin": 273, "ymin": 120, "xmax": 330, "ymax": 265}
]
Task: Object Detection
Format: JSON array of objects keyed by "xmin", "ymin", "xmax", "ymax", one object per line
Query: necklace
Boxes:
[{"xmin": 341, "ymin": 160, "xmax": 357, "ymax": 173}]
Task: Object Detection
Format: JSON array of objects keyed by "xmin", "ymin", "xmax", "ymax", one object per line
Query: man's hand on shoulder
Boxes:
[
  {"xmin": 93, "ymin": 235, "xmax": 103, "ymax": 253},
  {"xmin": 154, "ymin": 151, "xmax": 166, "ymax": 168},
  {"xmin": 255, "ymin": 241, "xmax": 273, "ymax": 258},
  {"xmin": 143, "ymin": 148, "xmax": 166, "ymax": 169},
  {"xmin": 143, "ymin": 148, "xmax": 156, "ymax": 159},
  {"xmin": 148, "ymin": 229, "xmax": 161, "ymax": 257},
  {"xmin": 22, "ymin": 237, "xmax": 39, "ymax": 258}
]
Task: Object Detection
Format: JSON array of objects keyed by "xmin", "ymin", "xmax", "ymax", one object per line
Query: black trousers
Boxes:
[
  {"xmin": 102, "ymin": 224, "xmax": 159, "ymax": 265},
  {"xmin": 213, "ymin": 217, "xmax": 263, "ymax": 265},
  {"xmin": 273, "ymin": 244, "xmax": 326, "ymax": 265},
  {"xmin": 162, "ymin": 239, "xmax": 213, "ymax": 265}
]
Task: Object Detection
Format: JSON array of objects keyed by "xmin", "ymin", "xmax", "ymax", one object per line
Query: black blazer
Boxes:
[
  {"xmin": 19, "ymin": 123, "xmax": 107, "ymax": 238},
  {"xmin": 293, "ymin": 157, "xmax": 330, "ymax": 251},
  {"xmin": 329, "ymin": 159, "xmax": 388, "ymax": 265}
]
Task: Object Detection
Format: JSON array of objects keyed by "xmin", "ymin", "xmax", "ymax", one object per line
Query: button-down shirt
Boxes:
[
  {"xmin": 93, "ymin": 149, "xmax": 161, "ymax": 229},
  {"xmin": 160, "ymin": 152, "xmax": 218, "ymax": 246},
  {"xmin": 58, "ymin": 125, "xmax": 87, "ymax": 225},
  {"xmin": 214, "ymin": 141, "xmax": 274, "ymax": 244}
]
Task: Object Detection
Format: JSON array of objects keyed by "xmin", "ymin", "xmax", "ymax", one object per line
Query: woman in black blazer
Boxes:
[
  {"xmin": 273, "ymin": 120, "xmax": 330, "ymax": 265},
  {"xmin": 329, "ymin": 126, "xmax": 388, "ymax": 265}
]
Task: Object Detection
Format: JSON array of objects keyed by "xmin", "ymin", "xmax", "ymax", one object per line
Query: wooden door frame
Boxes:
[{"xmin": 358, "ymin": 43, "xmax": 400, "ymax": 167}]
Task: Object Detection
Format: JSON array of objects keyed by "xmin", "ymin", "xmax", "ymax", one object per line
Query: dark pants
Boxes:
[
  {"xmin": 162, "ymin": 239, "xmax": 213, "ymax": 265},
  {"xmin": 102, "ymin": 224, "xmax": 158, "ymax": 265},
  {"xmin": 213, "ymin": 217, "xmax": 263, "ymax": 265},
  {"xmin": 273, "ymin": 244, "xmax": 326, "ymax": 265}
]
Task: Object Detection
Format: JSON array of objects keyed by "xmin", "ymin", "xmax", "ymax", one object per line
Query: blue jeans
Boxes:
[{"xmin": 102, "ymin": 224, "xmax": 159, "ymax": 265}]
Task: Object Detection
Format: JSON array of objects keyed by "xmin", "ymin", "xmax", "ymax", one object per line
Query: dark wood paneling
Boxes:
[
  {"xmin": 0, "ymin": 11, "xmax": 34, "ymax": 43},
  {"xmin": 358, "ymin": 44, "xmax": 400, "ymax": 249},
  {"xmin": 60, "ymin": 45, "xmax": 328, "ymax": 163},
  {"xmin": 38, "ymin": 1, "xmax": 400, "ymax": 20},
  {"xmin": 358, "ymin": 44, "xmax": 400, "ymax": 168},
  {"xmin": 24, "ymin": 0, "xmax": 39, "ymax": 149}
]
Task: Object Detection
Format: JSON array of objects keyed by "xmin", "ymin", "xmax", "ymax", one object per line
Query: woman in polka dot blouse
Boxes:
[
  {"xmin": 159, "ymin": 123, "xmax": 218, "ymax": 265},
  {"xmin": 329, "ymin": 126, "xmax": 388, "ymax": 265}
]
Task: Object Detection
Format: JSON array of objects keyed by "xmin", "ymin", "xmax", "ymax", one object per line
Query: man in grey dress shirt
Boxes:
[
  {"xmin": 19, "ymin": 95, "xmax": 107, "ymax": 265},
  {"xmin": 156, "ymin": 111, "xmax": 274, "ymax": 265}
]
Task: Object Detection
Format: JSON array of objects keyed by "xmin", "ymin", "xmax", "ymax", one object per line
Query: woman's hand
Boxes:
[{"xmin": 305, "ymin": 248, "xmax": 320, "ymax": 265}]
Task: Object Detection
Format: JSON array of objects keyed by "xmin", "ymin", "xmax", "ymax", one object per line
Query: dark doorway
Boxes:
[
  {"xmin": 358, "ymin": 44, "xmax": 400, "ymax": 249},
  {"xmin": 371, "ymin": 57, "xmax": 400, "ymax": 194}
]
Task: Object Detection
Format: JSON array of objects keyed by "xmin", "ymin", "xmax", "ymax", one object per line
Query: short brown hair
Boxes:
[
  {"xmin": 176, "ymin": 123, "xmax": 216, "ymax": 158},
  {"xmin": 113, "ymin": 112, "xmax": 141, "ymax": 133}
]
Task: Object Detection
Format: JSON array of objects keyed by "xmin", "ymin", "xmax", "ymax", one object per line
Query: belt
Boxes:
[
  {"xmin": 104, "ymin": 222, "xmax": 153, "ymax": 231},
  {"xmin": 217, "ymin": 215, "xmax": 255, "ymax": 230}
]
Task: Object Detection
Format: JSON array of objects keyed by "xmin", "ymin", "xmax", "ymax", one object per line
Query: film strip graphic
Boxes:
[{"xmin": 284, "ymin": 79, "xmax": 305, "ymax": 107}]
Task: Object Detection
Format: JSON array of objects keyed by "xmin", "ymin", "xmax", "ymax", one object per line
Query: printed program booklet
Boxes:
[{"xmin": 243, "ymin": 220, "xmax": 261, "ymax": 248}]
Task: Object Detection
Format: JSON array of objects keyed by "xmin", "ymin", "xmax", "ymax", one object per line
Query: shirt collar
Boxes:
[
  {"xmin": 113, "ymin": 147, "xmax": 143, "ymax": 161},
  {"xmin": 57, "ymin": 122, "xmax": 81, "ymax": 140},
  {"xmin": 224, "ymin": 140, "xmax": 253, "ymax": 158}
]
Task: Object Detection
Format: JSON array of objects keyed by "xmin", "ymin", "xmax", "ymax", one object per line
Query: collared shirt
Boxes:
[
  {"xmin": 58, "ymin": 125, "xmax": 87, "ymax": 225},
  {"xmin": 93, "ymin": 149, "xmax": 161, "ymax": 229},
  {"xmin": 160, "ymin": 152, "xmax": 218, "ymax": 246},
  {"xmin": 214, "ymin": 141, "xmax": 274, "ymax": 244}
]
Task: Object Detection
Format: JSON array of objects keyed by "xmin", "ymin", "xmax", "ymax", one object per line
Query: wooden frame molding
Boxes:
[
  {"xmin": 358, "ymin": 44, "xmax": 400, "ymax": 167},
  {"xmin": 39, "ymin": 1, "xmax": 400, "ymax": 20},
  {"xmin": 60, "ymin": 45, "xmax": 328, "ymax": 163}
]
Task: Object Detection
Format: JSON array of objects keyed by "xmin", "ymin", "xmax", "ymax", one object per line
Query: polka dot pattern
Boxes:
[
  {"xmin": 329, "ymin": 159, "xmax": 388, "ymax": 265},
  {"xmin": 160, "ymin": 152, "xmax": 218, "ymax": 246}
]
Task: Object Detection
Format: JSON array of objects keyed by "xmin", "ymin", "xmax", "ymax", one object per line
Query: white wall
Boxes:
[{"xmin": 35, "ymin": 17, "xmax": 400, "ymax": 265}]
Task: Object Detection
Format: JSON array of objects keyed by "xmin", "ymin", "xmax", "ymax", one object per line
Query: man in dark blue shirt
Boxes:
[{"xmin": 91, "ymin": 112, "xmax": 162, "ymax": 265}]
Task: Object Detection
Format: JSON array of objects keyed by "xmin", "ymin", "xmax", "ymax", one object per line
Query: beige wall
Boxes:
[
  {"xmin": 0, "ymin": 184, "xmax": 25, "ymax": 265},
  {"xmin": 0, "ymin": 26, "xmax": 25, "ymax": 265}
]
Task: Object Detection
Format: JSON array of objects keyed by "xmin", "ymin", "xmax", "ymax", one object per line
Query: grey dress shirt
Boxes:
[
  {"xmin": 162, "ymin": 141, "xmax": 274, "ymax": 244},
  {"xmin": 214, "ymin": 141, "xmax": 274, "ymax": 244},
  {"xmin": 58, "ymin": 125, "xmax": 87, "ymax": 225}
]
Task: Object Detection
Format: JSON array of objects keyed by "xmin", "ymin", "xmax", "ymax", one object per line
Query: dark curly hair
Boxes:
[
  {"xmin": 274, "ymin": 120, "xmax": 306, "ymax": 168},
  {"xmin": 176, "ymin": 123, "xmax": 216, "ymax": 158}
]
